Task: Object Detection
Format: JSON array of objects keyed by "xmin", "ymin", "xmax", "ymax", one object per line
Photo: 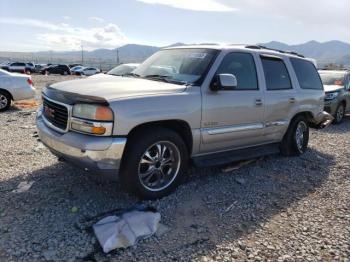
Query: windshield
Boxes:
[
  {"xmin": 133, "ymin": 48, "xmax": 219, "ymax": 85},
  {"xmin": 320, "ymin": 72, "xmax": 346, "ymax": 85}
]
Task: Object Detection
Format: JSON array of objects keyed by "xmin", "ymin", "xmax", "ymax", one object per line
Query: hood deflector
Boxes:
[{"xmin": 43, "ymin": 86, "xmax": 109, "ymax": 106}]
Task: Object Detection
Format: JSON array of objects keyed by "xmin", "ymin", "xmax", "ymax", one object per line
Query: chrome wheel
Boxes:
[
  {"xmin": 0, "ymin": 94, "xmax": 9, "ymax": 109},
  {"xmin": 295, "ymin": 121, "xmax": 307, "ymax": 152},
  {"xmin": 336, "ymin": 105, "xmax": 344, "ymax": 122},
  {"xmin": 138, "ymin": 141, "xmax": 181, "ymax": 192}
]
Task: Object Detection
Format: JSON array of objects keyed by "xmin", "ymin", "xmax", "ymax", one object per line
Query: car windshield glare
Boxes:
[
  {"xmin": 133, "ymin": 48, "xmax": 218, "ymax": 85},
  {"xmin": 320, "ymin": 73, "xmax": 346, "ymax": 86}
]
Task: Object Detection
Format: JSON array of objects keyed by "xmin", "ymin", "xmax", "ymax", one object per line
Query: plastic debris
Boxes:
[
  {"xmin": 93, "ymin": 210, "xmax": 161, "ymax": 253},
  {"xmin": 12, "ymin": 181, "xmax": 34, "ymax": 193}
]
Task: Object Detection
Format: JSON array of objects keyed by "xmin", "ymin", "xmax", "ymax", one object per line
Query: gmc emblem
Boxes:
[{"xmin": 44, "ymin": 105, "xmax": 55, "ymax": 118}]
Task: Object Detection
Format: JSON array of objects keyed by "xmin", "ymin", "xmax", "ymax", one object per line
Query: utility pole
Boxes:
[
  {"xmin": 81, "ymin": 45, "xmax": 84, "ymax": 65},
  {"xmin": 116, "ymin": 49, "xmax": 120, "ymax": 65}
]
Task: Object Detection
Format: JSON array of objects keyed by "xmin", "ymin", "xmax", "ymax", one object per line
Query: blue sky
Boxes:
[{"xmin": 0, "ymin": 0, "xmax": 349, "ymax": 51}]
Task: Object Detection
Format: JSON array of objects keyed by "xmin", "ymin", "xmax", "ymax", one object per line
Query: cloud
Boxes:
[
  {"xmin": 137, "ymin": 0, "xmax": 235, "ymax": 12},
  {"xmin": 220, "ymin": 0, "xmax": 350, "ymax": 27},
  {"xmin": 89, "ymin": 16, "xmax": 105, "ymax": 23},
  {"xmin": 63, "ymin": 16, "xmax": 71, "ymax": 20},
  {"xmin": 0, "ymin": 17, "xmax": 128, "ymax": 50}
]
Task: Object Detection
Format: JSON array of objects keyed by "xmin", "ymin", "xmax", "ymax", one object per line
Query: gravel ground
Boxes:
[{"xmin": 0, "ymin": 75, "xmax": 349, "ymax": 261}]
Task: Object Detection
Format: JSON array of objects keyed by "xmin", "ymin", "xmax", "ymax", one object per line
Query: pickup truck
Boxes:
[{"xmin": 36, "ymin": 45, "xmax": 332, "ymax": 199}]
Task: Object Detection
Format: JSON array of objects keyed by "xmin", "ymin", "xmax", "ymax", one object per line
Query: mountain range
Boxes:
[{"xmin": 1, "ymin": 40, "xmax": 350, "ymax": 68}]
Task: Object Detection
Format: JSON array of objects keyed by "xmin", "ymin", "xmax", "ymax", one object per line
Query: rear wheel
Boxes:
[
  {"xmin": 333, "ymin": 103, "xmax": 345, "ymax": 124},
  {"xmin": 0, "ymin": 91, "xmax": 11, "ymax": 112},
  {"xmin": 280, "ymin": 115, "xmax": 309, "ymax": 156},
  {"xmin": 120, "ymin": 127, "xmax": 189, "ymax": 199}
]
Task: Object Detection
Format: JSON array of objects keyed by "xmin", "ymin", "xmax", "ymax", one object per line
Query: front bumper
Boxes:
[
  {"xmin": 310, "ymin": 111, "xmax": 334, "ymax": 129},
  {"xmin": 36, "ymin": 114, "xmax": 127, "ymax": 175},
  {"xmin": 324, "ymin": 100, "xmax": 337, "ymax": 116}
]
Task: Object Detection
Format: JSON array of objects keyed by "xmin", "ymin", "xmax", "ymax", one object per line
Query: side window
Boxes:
[
  {"xmin": 290, "ymin": 58, "xmax": 323, "ymax": 90},
  {"xmin": 216, "ymin": 52, "xmax": 258, "ymax": 90},
  {"xmin": 261, "ymin": 56, "xmax": 292, "ymax": 91}
]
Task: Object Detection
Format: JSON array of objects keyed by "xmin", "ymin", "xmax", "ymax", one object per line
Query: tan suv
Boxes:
[{"xmin": 36, "ymin": 45, "xmax": 332, "ymax": 199}]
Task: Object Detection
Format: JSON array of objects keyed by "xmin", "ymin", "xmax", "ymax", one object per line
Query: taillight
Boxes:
[{"xmin": 27, "ymin": 78, "xmax": 33, "ymax": 86}]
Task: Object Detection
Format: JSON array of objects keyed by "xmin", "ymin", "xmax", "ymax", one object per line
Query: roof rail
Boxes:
[{"xmin": 245, "ymin": 45, "xmax": 305, "ymax": 58}]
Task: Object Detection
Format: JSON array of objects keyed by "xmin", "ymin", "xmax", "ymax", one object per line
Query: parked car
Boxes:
[
  {"xmin": 69, "ymin": 63, "xmax": 83, "ymax": 69},
  {"xmin": 26, "ymin": 63, "xmax": 35, "ymax": 73},
  {"xmin": 318, "ymin": 70, "xmax": 350, "ymax": 124},
  {"xmin": 107, "ymin": 63, "xmax": 140, "ymax": 76},
  {"xmin": 36, "ymin": 45, "xmax": 333, "ymax": 199},
  {"xmin": 34, "ymin": 64, "xmax": 45, "ymax": 73},
  {"xmin": 81, "ymin": 67, "xmax": 100, "ymax": 76},
  {"xmin": 0, "ymin": 69, "xmax": 35, "ymax": 111},
  {"xmin": 41, "ymin": 64, "xmax": 71, "ymax": 75},
  {"xmin": 0, "ymin": 62, "xmax": 10, "ymax": 71},
  {"xmin": 71, "ymin": 66, "xmax": 85, "ymax": 75},
  {"xmin": 8, "ymin": 62, "xmax": 27, "ymax": 74}
]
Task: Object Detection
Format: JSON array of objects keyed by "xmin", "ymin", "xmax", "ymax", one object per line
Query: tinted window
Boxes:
[
  {"xmin": 261, "ymin": 57, "xmax": 292, "ymax": 90},
  {"xmin": 216, "ymin": 52, "xmax": 258, "ymax": 90},
  {"xmin": 290, "ymin": 58, "xmax": 323, "ymax": 90}
]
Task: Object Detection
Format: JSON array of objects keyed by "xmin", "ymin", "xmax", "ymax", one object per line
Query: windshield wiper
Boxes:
[
  {"xmin": 143, "ymin": 74, "xmax": 188, "ymax": 85},
  {"xmin": 121, "ymin": 72, "xmax": 141, "ymax": 77}
]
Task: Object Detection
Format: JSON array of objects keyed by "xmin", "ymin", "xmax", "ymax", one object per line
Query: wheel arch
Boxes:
[
  {"xmin": 126, "ymin": 119, "xmax": 193, "ymax": 155},
  {"xmin": 0, "ymin": 88, "xmax": 14, "ymax": 101}
]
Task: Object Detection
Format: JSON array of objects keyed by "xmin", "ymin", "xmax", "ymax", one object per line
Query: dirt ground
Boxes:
[{"xmin": 0, "ymin": 75, "xmax": 349, "ymax": 261}]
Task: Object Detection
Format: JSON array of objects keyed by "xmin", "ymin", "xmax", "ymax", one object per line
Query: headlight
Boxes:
[
  {"xmin": 71, "ymin": 104, "xmax": 114, "ymax": 136},
  {"xmin": 325, "ymin": 92, "xmax": 339, "ymax": 101},
  {"xmin": 72, "ymin": 104, "xmax": 113, "ymax": 121}
]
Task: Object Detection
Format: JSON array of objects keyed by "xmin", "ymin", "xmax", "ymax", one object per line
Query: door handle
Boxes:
[
  {"xmin": 289, "ymin": 98, "xmax": 296, "ymax": 103},
  {"xmin": 255, "ymin": 99, "xmax": 263, "ymax": 106}
]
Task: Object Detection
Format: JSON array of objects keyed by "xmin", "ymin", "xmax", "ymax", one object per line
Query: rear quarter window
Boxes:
[{"xmin": 290, "ymin": 58, "xmax": 323, "ymax": 90}]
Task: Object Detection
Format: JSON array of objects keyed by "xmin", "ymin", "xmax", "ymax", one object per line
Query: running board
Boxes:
[{"xmin": 192, "ymin": 143, "xmax": 280, "ymax": 168}]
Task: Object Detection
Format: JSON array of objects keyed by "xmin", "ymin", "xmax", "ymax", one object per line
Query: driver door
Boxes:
[{"xmin": 200, "ymin": 52, "xmax": 266, "ymax": 153}]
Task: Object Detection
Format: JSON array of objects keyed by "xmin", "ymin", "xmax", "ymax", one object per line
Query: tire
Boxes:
[
  {"xmin": 0, "ymin": 90, "xmax": 12, "ymax": 112},
  {"xmin": 280, "ymin": 115, "xmax": 309, "ymax": 156},
  {"xmin": 333, "ymin": 103, "xmax": 345, "ymax": 124},
  {"xmin": 120, "ymin": 127, "xmax": 189, "ymax": 199}
]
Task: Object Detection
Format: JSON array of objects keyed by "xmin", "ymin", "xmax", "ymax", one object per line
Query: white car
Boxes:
[
  {"xmin": 8, "ymin": 62, "xmax": 28, "ymax": 74},
  {"xmin": 0, "ymin": 69, "xmax": 36, "ymax": 111},
  {"xmin": 71, "ymin": 66, "xmax": 85, "ymax": 75},
  {"xmin": 82, "ymin": 67, "xmax": 100, "ymax": 76}
]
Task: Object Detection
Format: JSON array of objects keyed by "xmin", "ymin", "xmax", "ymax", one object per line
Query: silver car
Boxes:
[{"xmin": 36, "ymin": 45, "xmax": 332, "ymax": 199}]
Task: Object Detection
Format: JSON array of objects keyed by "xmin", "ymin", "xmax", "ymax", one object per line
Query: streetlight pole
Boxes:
[{"xmin": 81, "ymin": 45, "xmax": 84, "ymax": 65}]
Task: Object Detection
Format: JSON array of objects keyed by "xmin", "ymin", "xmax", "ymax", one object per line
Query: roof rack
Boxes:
[{"xmin": 245, "ymin": 45, "xmax": 305, "ymax": 58}]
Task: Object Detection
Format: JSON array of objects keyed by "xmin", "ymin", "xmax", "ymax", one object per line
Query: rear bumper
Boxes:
[
  {"xmin": 310, "ymin": 111, "xmax": 334, "ymax": 129},
  {"xmin": 36, "ymin": 114, "xmax": 127, "ymax": 175},
  {"xmin": 13, "ymin": 86, "xmax": 36, "ymax": 101}
]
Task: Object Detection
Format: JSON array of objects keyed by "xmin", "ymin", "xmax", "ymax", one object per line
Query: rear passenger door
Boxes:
[
  {"xmin": 259, "ymin": 55, "xmax": 297, "ymax": 142},
  {"xmin": 200, "ymin": 52, "xmax": 265, "ymax": 153}
]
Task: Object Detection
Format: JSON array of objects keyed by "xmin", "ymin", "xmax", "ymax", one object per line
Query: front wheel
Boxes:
[
  {"xmin": 333, "ymin": 103, "xmax": 345, "ymax": 124},
  {"xmin": 120, "ymin": 127, "xmax": 189, "ymax": 199},
  {"xmin": 280, "ymin": 116, "xmax": 309, "ymax": 156}
]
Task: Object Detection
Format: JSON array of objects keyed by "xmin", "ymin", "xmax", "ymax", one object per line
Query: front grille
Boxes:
[{"xmin": 43, "ymin": 97, "xmax": 68, "ymax": 130}]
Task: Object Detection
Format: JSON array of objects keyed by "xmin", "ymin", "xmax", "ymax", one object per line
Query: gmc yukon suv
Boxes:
[{"xmin": 36, "ymin": 45, "xmax": 332, "ymax": 199}]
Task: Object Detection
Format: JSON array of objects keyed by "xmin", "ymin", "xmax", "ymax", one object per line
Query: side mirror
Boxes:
[{"xmin": 210, "ymin": 74, "xmax": 238, "ymax": 91}]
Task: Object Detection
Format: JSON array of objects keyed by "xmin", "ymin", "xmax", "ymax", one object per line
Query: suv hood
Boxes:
[
  {"xmin": 48, "ymin": 74, "xmax": 187, "ymax": 102},
  {"xmin": 324, "ymin": 85, "xmax": 344, "ymax": 93}
]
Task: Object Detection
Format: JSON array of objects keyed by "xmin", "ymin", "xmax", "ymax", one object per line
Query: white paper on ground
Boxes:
[
  {"xmin": 93, "ymin": 210, "xmax": 161, "ymax": 253},
  {"xmin": 12, "ymin": 181, "xmax": 34, "ymax": 193}
]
